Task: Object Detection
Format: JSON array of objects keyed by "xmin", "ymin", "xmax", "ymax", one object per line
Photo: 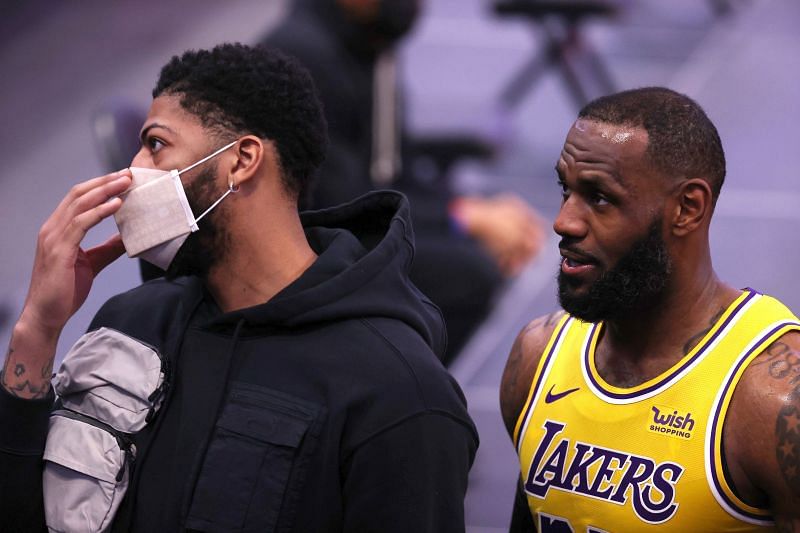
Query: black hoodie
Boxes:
[{"xmin": 0, "ymin": 191, "xmax": 478, "ymax": 532}]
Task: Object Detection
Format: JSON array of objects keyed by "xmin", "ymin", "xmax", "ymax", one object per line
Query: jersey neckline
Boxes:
[{"xmin": 582, "ymin": 289, "xmax": 759, "ymax": 404}]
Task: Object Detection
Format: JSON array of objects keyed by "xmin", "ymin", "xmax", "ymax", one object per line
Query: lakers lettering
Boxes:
[{"xmin": 524, "ymin": 420, "xmax": 684, "ymax": 524}]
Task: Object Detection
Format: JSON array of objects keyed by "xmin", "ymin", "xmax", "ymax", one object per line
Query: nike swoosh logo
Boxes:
[{"xmin": 544, "ymin": 385, "xmax": 580, "ymax": 404}]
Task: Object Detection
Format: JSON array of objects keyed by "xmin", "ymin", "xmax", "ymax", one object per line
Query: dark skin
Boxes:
[{"xmin": 500, "ymin": 119, "xmax": 800, "ymax": 530}]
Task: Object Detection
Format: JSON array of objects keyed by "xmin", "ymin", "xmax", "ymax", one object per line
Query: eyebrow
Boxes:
[
  {"xmin": 576, "ymin": 172, "xmax": 626, "ymax": 191},
  {"xmin": 555, "ymin": 167, "xmax": 627, "ymax": 194},
  {"xmin": 139, "ymin": 123, "xmax": 175, "ymax": 145},
  {"xmin": 556, "ymin": 163, "xmax": 626, "ymax": 188}
]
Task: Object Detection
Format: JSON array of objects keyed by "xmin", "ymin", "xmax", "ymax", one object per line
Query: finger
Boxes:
[
  {"xmin": 67, "ymin": 175, "xmax": 131, "ymax": 222},
  {"xmin": 86, "ymin": 234, "xmax": 126, "ymax": 276},
  {"xmin": 70, "ymin": 169, "xmax": 131, "ymax": 199},
  {"xmin": 62, "ymin": 196, "xmax": 123, "ymax": 246},
  {"xmin": 49, "ymin": 171, "xmax": 131, "ymax": 231}
]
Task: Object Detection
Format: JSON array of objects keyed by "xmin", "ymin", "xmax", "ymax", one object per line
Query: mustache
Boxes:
[{"xmin": 558, "ymin": 239, "xmax": 598, "ymax": 264}]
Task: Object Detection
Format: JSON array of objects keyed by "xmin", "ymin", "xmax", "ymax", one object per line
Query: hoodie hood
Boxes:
[{"xmin": 205, "ymin": 190, "xmax": 446, "ymax": 356}]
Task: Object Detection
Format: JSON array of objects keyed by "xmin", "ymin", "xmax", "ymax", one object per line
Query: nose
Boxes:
[
  {"xmin": 129, "ymin": 145, "xmax": 150, "ymax": 168},
  {"xmin": 553, "ymin": 194, "xmax": 588, "ymax": 240}
]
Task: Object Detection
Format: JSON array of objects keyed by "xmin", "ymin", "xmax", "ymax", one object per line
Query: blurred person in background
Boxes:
[
  {"xmin": 500, "ymin": 87, "xmax": 800, "ymax": 531},
  {"xmin": 261, "ymin": 0, "xmax": 545, "ymax": 365},
  {"xmin": 0, "ymin": 43, "xmax": 477, "ymax": 532}
]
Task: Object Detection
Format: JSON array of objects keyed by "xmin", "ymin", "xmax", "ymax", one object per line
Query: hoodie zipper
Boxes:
[
  {"xmin": 52, "ymin": 408, "xmax": 136, "ymax": 482},
  {"xmin": 145, "ymin": 352, "xmax": 171, "ymax": 424}
]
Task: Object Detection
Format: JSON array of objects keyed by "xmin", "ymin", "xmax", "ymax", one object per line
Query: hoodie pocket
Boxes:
[
  {"xmin": 185, "ymin": 383, "xmax": 322, "ymax": 533},
  {"xmin": 43, "ymin": 410, "xmax": 135, "ymax": 533}
]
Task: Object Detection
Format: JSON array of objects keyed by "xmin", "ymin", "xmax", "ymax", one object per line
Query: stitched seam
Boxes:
[{"xmin": 358, "ymin": 318, "xmax": 428, "ymax": 407}]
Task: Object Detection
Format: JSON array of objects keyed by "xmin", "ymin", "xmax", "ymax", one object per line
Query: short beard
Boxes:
[
  {"xmin": 165, "ymin": 165, "xmax": 230, "ymax": 280},
  {"xmin": 557, "ymin": 218, "xmax": 672, "ymax": 323}
]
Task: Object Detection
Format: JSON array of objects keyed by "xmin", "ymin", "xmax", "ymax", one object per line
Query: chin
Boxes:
[{"xmin": 557, "ymin": 273, "xmax": 592, "ymax": 297}]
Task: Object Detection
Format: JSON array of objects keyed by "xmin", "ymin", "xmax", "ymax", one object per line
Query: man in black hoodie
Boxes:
[{"xmin": 0, "ymin": 43, "xmax": 478, "ymax": 532}]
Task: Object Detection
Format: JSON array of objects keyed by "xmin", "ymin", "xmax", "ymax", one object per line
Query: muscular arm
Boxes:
[
  {"xmin": 500, "ymin": 311, "xmax": 563, "ymax": 532},
  {"xmin": 500, "ymin": 311, "xmax": 564, "ymax": 438},
  {"xmin": 725, "ymin": 330, "xmax": 800, "ymax": 530}
]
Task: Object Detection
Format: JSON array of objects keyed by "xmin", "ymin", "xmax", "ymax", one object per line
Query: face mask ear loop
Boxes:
[
  {"xmin": 194, "ymin": 181, "xmax": 238, "ymax": 225},
  {"xmin": 176, "ymin": 140, "xmax": 238, "ymax": 177}
]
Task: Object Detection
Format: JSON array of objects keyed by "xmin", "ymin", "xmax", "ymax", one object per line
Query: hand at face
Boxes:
[
  {"xmin": 451, "ymin": 193, "xmax": 545, "ymax": 277},
  {"xmin": 21, "ymin": 171, "xmax": 131, "ymax": 337}
]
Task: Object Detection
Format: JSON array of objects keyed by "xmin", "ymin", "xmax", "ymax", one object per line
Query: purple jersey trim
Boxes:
[
  {"xmin": 515, "ymin": 317, "xmax": 573, "ymax": 451},
  {"xmin": 707, "ymin": 320, "xmax": 800, "ymax": 523},
  {"xmin": 583, "ymin": 290, "xmax": 757, "ymax": 401}
]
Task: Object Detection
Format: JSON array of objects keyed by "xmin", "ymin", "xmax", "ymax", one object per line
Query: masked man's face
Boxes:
[{"xmin": 130, "ymin": 94, "xmax": 234, "ymax": 278}]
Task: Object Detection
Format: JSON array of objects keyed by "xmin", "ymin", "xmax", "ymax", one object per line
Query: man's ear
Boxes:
[
  {"xmin": 227, "ymin": 135, "xmax": 265, "ymax": 189},
  {"xmin": 671, "ymin": 178, "xmax": 713, "ymax": 237}
]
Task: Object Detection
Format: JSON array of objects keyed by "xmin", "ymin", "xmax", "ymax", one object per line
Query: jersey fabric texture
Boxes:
[{"xmin": 514, "ymin": 289, "xmax": 800, "ymax": 532}]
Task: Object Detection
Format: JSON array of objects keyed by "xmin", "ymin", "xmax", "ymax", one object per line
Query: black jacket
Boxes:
[{"xmin": 0, "ymin": 191, "xmax": 478, "ymax": 532}]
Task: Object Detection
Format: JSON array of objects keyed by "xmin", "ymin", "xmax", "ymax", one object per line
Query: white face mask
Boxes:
[{"xmin": 114, "ymin": 141, "xmax": 237, "ymax": 271}]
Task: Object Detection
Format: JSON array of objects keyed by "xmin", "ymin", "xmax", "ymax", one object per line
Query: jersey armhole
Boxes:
[
  {"xmin": 708, "ymin": 321, "xmax": 800, "ymax": 526},
  {"xmin": 512, "ymin": 314, "xmax": 572, "ymax": 449}
]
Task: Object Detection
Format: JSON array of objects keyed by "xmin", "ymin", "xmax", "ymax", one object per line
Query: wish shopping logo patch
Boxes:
[{"xmin": 647, "ymin": 404, "xmax": 695, "ymax": 440}]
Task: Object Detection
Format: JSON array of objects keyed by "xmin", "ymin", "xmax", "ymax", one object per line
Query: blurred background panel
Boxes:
[{"xmin": 1, "ymin": 1, "xmax": 797, "ymax": 530}]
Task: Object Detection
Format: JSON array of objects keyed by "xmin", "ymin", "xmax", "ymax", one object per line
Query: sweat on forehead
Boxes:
[
  {"xmin": 576, "ymin": 87, "xmax": 726, "ymax": 201},
  {"xmin": 573, "ymin": 119, "xmax": 640, "ymax": 145}
]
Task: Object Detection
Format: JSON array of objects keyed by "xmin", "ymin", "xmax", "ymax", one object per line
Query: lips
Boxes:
[{"xmin": 559, "ymin": 248, "xmax": 597, "ymax": 277}]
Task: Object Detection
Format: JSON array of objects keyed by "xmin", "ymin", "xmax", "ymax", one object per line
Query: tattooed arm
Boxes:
[
  {"xmin": 724, "ymin": 330, "xmax": 800, "ymax": 531},
  {"xmin": 2, "ymin": 328, "xmax": 58, "ymax": 400},
  {"xmin": 0, "ymin": 171, "xmax": 130, "ymax": 399},
  {"xmin": 0, "ymin": 172, "xmax": 129, "ymax": 530}
]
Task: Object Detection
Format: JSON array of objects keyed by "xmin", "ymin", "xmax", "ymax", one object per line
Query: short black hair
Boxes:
[
  {"xmin": 153, "ymin": 42, "xmax": 328, "ymax": 200},
  {"xmin": 578, "ymin": 87, "xmax": 726, "ymax": 203}
]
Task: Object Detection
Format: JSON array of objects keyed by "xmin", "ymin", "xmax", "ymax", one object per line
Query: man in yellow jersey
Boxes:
[{"xmin": 500, "ymin": 87, "xmax": 800, "ymax": 532}]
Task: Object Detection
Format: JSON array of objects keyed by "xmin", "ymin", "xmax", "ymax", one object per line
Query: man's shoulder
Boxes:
[
  {"xmin": 724, "ymin": 329, "xmax": 800, "ymax": 517},
  {"xmin": 519, "ymin": 310, "xmax": 568, "ymax": 358},
  {"xmin": 90, "ymin": 277, "xmax": 200, "ymax": 343},
  {"xmin": 349, "ymin": 316, "xmax": 458, "ymax": 397},
  {"xmin": 336, "ymin": 316, "xmax": 476, "ymax": 438},
  {"xmin": 104, "ymin": 277, "xmax": 194, "ymax": 306},
  {"xmin": 731, "ymin": 329, "xmax": 800, "ymax": 420},
  {"xmin": 500, "ymin": 310, "xmax": 567, "ymax": 437},
  {"xmin": 506, "ymin": 310, "xmax": 568, "ymax": 382}
]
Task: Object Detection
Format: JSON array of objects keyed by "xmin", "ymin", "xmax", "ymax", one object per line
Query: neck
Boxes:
[
  {"xmin": 204, "ymin": 202, "xmax": 317, "ymax": 313},
  {"xmin": 596, "ymin": 255, "xmax": 740, "ymax": 385}
]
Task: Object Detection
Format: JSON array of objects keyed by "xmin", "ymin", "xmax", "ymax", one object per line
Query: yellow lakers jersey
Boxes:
[{"xmin": 514, "ymin": 289, "xmax": 800, "ymax": 532}]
